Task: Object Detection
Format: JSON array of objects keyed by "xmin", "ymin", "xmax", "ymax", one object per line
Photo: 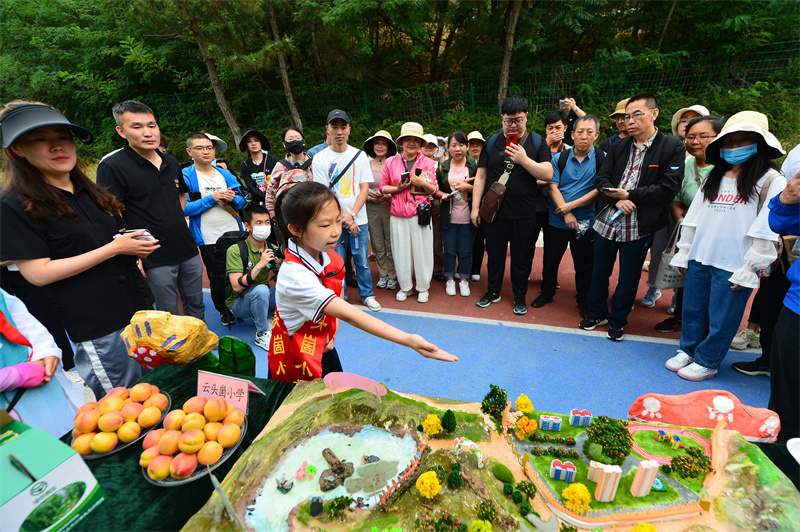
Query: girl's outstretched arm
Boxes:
[{"xmin": 324, "ymin": 298, "xmax": 459, "ymax": 362}]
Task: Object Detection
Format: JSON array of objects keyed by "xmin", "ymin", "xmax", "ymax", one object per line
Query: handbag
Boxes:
[
  {"xmin": 479, "ymin": 161, "xmax": 514, "ymax": 224},
  {"xmin": 655, "ymin": 219, "xmax": 685, "ymax": 290}
]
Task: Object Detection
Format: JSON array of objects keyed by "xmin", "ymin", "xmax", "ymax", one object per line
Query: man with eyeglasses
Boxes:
[
  {"xmin": 470, "ymin": 95, "xmax": 553, "ymax": 314},
  {"xmin": 579, "ymin": 93, "xmax": 684, "ymax": 341},
  {"xmin": 182, "ymin": 132, "xmax": 246, "ymax": 326},
  {"xmin": 599, "ymin": 98, "xmax": 630, "ymax": 154},
  {"xmin": 97, "ymin": 100, "xmax": 205, "ymax": 320}
]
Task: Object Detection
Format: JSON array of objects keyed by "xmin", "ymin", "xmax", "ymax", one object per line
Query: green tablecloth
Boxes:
[{"xmin": 64, "ymin": 365, "xmax": 293, "ymax": 531}]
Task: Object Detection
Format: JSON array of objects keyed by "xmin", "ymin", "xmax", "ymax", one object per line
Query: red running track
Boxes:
[{"xmin": 628, "ymin": 423, "xmax": 712, "ymax": 465}]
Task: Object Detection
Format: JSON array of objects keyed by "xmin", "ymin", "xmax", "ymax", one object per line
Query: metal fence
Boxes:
[{"xmin": 145, "ymin": 40, "xmax": 799, "ymax": 129}]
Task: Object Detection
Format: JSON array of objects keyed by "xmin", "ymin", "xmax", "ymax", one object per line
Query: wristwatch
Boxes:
[{"xmin": 349, "ymin": 211, "xmax": 357, "ymax": 219}]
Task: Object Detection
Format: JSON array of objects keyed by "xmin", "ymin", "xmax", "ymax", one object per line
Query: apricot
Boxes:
[
  {"xmin": 226, "ymin": 403, "xmax": 234, "ymax": 416},
  {"xmin": 142, "ymin": 428, "xmax": 165, "ymax": 450},
  {"xmin": 98, "ymin": 396, "xmax": 124, "ymax": 414},
  {"xmin": 129, "ymin": 382, "xmax": 153, "ymax": 403},
  {"xmin": 149, "ymin": 384, "xmax": 160, "ymax": 395},
  {"xmin": 75, "ymin": 410, "xmax": 102, "ymax": 433},
  {"xmin": 162, "ymin": 409, "xmax": 186, "ymax": 431},
  {"xmin": 203, "ymin": 422, "xmax": 222, "ymax": 442},
  {"xmin": 97, "ymin": 411, "xmax": 125, "ymax": 432},
  {"xmin": 72, "ymin": 432, "xmax": 96, "ymax": 456},
  {"xmin": 147, "ymin": 455, "xmax": 173, "ymax": 481},
  {"xmin": 181, "ymin": 413, "xmax": 206, "ymax": 432},
  {"xmin": 178, "ymin": 429, "xmax": 205, "ymax": 453},
  {"xmin": 123, "ymin": 398, "xmax": 132, "ymax": 405},
  {"xmin": 217, "ymin": 423, "xmax": 241, "ymax": 448},
  {"xmin": 138, "ymin": 406, "xmax": 162, "ymax": 428},
  {"xmin": 71, "ymin": 428, "xmax": 82, "ymax": 440},
  {"xmin": 139, "ymin": 446, "xmax": 161, "ymax": 468},
  {"xmin": 197, "ymin": 441, "xmax": 224, "ymax": 466},
  {"xmin": 121, "ymin": 402, "xmax": 145, "ymax": 422},
  {"xmin": 158, "ymin": 430, "xmax": 182, "ymax": 455},
  {"xmin": 203, "ymin": 398, "xmax": 228, "ymax": 423},
  {"xmin": 76, "ymin": 402, "xmax": 98, "ymax": 415},
  {"xmin": 169, "ymin": 452, "xmax": 198, "ymax": 479},
  {"xmin": 143, "ymin": 393, "xmax": 169, "ymax": 411},
  {"xmin": 106, "ymin": 386, "xmax": 130, "ymax": 401},
  {"xmin": 117, "ymin": 421, "xmax": 142, "ymax": 443},
  {"xmin": 182, "ymin": 396, "xmax": 208, "ymax": 415},
  {"xmin": 90, "ymin": 432, "xmax": 118, "ymax": 454},
  {"xmin": 223, "ymin": 409, "xmax": 245, "ymax": 427}
]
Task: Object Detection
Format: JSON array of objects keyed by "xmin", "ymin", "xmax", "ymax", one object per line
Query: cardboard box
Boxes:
[{"xmin": 1, "ymin": 415, "xmax": 105, "ymax": 532}]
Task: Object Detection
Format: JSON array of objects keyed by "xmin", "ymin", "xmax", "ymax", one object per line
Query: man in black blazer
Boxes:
[{"xmin": 579, "ymin": 93, "xmax": 684, "ymax": 341}]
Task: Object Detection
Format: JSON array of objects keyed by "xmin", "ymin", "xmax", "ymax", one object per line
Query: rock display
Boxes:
[{"xmin": 319, "ymin": 448, "xmax": 354, "ymax": 491}]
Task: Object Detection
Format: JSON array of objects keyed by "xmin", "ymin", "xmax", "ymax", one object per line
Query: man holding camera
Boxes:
[
  {"xmin": 226, "ymin": 204, "xmax": 281, "ymax": 351},
  {"xmin": 470, "ymin": 95, "xmax": 553, "ymax": 314},
  {"xmin": 558, "ymin": 94, "xmax": 587, "ymax": 147}
]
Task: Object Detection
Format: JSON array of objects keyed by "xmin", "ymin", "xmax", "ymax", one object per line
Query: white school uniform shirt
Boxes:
[
  {"xmin": 312, "ymin": 145, "xmax": 372, "ymax": 226},
  {"xmin": 275, "ymin": 239, "xmax": 339, "ymax": 337}
]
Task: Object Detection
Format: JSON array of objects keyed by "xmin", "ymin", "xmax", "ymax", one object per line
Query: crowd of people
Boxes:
[{"xmin": 0, "ymin": 92, "xmax": 797, "ymax": 442}]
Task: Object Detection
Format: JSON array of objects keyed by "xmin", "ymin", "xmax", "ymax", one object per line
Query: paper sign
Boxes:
[{"xmin": 197, "ymin": 371, "xmax": 261, "ymax": 414}]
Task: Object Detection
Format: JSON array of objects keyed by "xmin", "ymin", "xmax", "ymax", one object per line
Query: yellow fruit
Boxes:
[
  {"xmin": 197, "ymin": 441, "xmax": 223, "ymax": 466},
  {"xmin": 98, "ymin": 396, "xmax": 124, "ymax": 414},
  {"xmin": 74, "ymin": 410, "xmax": 101, "ymax": 433},
  {"xmin": 142, "ymin": 428, "xmax": 165, "ymax": 450},
  {"xmin": 182, "ymin": 396, "xmax": 208, "ymax": 415},
  {"xmin": 72, "ymin": 432, "xmax": 96, "ymax": 456},
  {"xmin": 216, "ymin": 423, "xmax": 241, "ymax": 448},
  {"xmin": 181, "ymin": 412, "xmax": 206, "ymax": 432},
  {"xmin": 203, "ymin": 422, "xmax": 222, "ymax": 442},
  {"xmin": 222, "ymin": 409, "xmax": 245, "ymax": 427},
  {"xmin": 162, "ymin": 409, "xmax": 186, "ymax": 431},
  {"xmin": 121, "ymin": 402, "xmax": 145, "ymax": 422},
  {"xmin": 178, "ymin": 429, "xmax": 205, "ymax": 453},
  {"xmin": 76, "ymin": 402, "xmax": 98, "ymax": 414},
  {"xmin": 158, "ymin": 430, "xmax": 182, "ymax": 455},
  {"xmin": 169, "ymin": 452, "xmax": 198, "ymax": 479},
  {"xmin": 117, "ymin": 421, "xmax": 141, "ymax": 443},
  {"xmin": 147, "ymin": 455, "xmax": 173, "ymax": 481},
  {"xmin": 138, "ymin": 406, "xmax": 162, "ymax": 428},
  {"xmin": 89, "ymin": 432, "xmax": 118, "ymax": 454},
  {"xmin": 129, "ymin": 382, "xmax": 153, "ymax": 403},
  {"xmin": 203, "ymin": 398, "xmax": 228, "ymax": 423},
  {"xmin": 106, "ymin": 386, "xmax": 130, "ymax": 401},
  {"xmin": 139, "ymin": 446, "xmax": 161, "ymax": 467},
  {"xmin": 143, "ymin": 393, "xmax": 169, "ymax": 411},
  {"xmin": 97, "ymin": 412, "xmax": 125, "ymax": 432}
]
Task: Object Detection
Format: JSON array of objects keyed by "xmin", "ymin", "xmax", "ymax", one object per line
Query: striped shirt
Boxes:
[{"xmin": 594, "ymin": 129, "xmax": 658, "ymax": 242}]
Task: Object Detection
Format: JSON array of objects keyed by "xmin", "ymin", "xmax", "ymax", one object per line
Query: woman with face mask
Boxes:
[
  {"xmin": 264, "ymin": 127, "xmax": 313, "ymax": 223},
  {"xmin": 666, "ymin": 111, "xmax": 787, "ymax": 382}
]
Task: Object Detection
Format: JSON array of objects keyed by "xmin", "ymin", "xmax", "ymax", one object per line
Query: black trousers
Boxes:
[
  {"xmin": 769, "ymin": 306, "xmax": 800, "ymax": 443},
  {"xmin": 471, "ymin": 224, "xmax": 485, "ymax": 276},
  {"xmin": 541, "ymin": 226, "xmax": 594, "ymax": 305},
  {"xmin": 199, "ymin": 245, "xmax": 228, "ymax": 315},
  {"xmin": 484, "ymin": 217, "xmax": 537, "ymax": 302},
  {"xmin": 748, "ymin": 265, "xmax": 791, "ymax": 364}
]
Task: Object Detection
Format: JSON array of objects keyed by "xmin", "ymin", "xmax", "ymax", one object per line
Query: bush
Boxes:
[
  {"xmin": 423, "ymin": 414, "xmax": 443, "ymax": 436},
  {"xmin": 569, "ymin": 449, "xmax": 579, "ymax": 459},
  {"xmin": 531, "ymin": 431, "xmax": 542, "ymax": 442},
  {"xmin": 519, "ymin": 503, "xmax": 531, "ymax": 515},
  {"xmin": 532, "ymin": 446, "xmax": 544, "ymax": 456},
  {"xmin": 516, "ymin": 480, "xmax": 537, "ymax": 498},
  {"xmin": 442, "ymin": 409, "xmax": 457, "ymax": 433},
  {"xmin": 662, "ymin": 464, "xmax": 672, "ymax": 474},
  {"xmin": 448, "ymin": 469, "xmax": 464, "ymax": 489},
  {"xmin": 512, "ymin": 491, "xmax": 523, "ymax": 504},
  {"xmin": 492, "ymin": 463, "xmax": 514, "ymax": 483},
  {"xmin": 475, "ymin": 501, "xmax": 498, "ymax": 523},
  {"xmin": 564, "ymin": 435, "xmax": 576, "ymax": 446},
  {"xmin": 554, "ymin": 434, "xmax": 564, "ymax": 444},
  {"xmin": 542, "ymin": 434, "xmax": 551, "ymax": 443},
  {"xmin": 562, "ymin": 483, "xmax": 591, "ymax": 513},
  {"xmin": 324, "ymin": 496, "xmax": 353, "ymax": 518},
  {"xmin": 452, "ymin": 462, "xmax": 461, "ymax": 472},
  {"xmin": 503, "ymin": 483, "xmax": 514, "ymax": 496},
  {"xmin": 427, "ymin": 464, "xmax": 447, "ymax": 484},
  {"xmin": 560, "ymin": 525, "xmax": 578, "ymax": 532},
  {"xmin": 467, "ymin": 520, "xmax": 492, "ymax": 532},
  {"xmin": 481, "ymin": 384, "xmax": 507, "ymax": 420}
]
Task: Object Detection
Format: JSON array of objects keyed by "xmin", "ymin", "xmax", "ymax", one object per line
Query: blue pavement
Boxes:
[{"xmin": 202, "ymin": 292, "xmax": 770, "ymax": 421}]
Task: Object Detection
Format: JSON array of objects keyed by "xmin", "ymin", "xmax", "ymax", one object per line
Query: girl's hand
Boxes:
[
  {"xmin": 731, "ymin": 284, "xmax": 746, "ymax": 291},
  {"xmin": 32, "ymin": 356, "xmax": 59, "ymax": 383},
  {"xmin": 408, "ymin": 334, "xmax": 459, "ymax": 362},
  {"xmin": 675, "ymin": 267, "xmax": 685, "ymax": 275},
  {"xmin": 112, "ymin": 231, "xmax": 161, "ymax": 258},
  {"xmin": 458, "ymin": 183, "xmax": 473, "ymax": 194}
]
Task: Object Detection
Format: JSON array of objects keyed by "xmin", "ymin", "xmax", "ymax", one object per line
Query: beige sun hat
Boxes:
[
  {"xmin": 204, "ymin": 133, "xmax": 227, "ymax": 153},
  {"xmin": 671, "ymin": 105, "xmax": 710, "ymax": 136},
  {"xmin": 705, "ymin": 111, "xmax": 785, "ymax": 165},
  {"xmin": 422, "ymin": 133, "xmax": 438, "ymax": 147},
  {"xmin": 362, "ymin": 130, "xmax": 397, "ymax": 159},
  {"xmin": 609, "ymin": 98, "xmax": 630, "ymax": 117},
  {"xmin": 467, "ymin": 131, "xmax": 486, "ymax": 143},
  {"xmin": 397, "ymin": 122, "xmax": 425, "ymax": 144}
]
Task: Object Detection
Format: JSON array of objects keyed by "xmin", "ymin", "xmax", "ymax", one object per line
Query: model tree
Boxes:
[
  {"xmin": 670, "ymin": 447, "xmax": 714, "ymax": 478},
  {"xmin": 442, "ymin": 409, "xmax": 457, "ymax": 433},
  {"xmin": 584, "ymin": 416, "xmax": 633, "ymax": 462},
  {"xmin": 481, "ymin": 384, "xmax": 507, "ymax": 420},
  {"xmin": 514, "ymin": 393, "xmax": 534, "ymax": 414},
  {"xmin": 561, "ymin": 483, "xmax": 591, "ymax": 513}
]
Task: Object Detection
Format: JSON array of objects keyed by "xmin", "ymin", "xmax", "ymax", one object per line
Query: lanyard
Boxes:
[{"xmin": 401, "ymin": 155, "xmax": 418, "ymax": 175}]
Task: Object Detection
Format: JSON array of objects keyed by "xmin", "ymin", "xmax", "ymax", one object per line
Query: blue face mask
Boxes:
[{"xmin": 720, "ymin": 144, "xmax": 757, "ymax": 165}]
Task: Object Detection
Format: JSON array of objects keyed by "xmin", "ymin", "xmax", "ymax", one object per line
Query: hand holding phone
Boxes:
[
  {"xmin": 400, "ymin": 172, "xmax": 410, "ymax": 185},
  {"xmin": 506, "ymin": 133, "xmax": 518, "ymax": 147}
]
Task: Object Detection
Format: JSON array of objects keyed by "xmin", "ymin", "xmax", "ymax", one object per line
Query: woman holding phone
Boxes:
[{"xmin": 0, "ymin": 101, "xmax": 158, "ymax": 399}]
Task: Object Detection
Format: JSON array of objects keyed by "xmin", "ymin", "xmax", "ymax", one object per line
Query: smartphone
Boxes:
[
  {"xmin": 400, "ymin": 172, "xmax": 410, "ymax": 185},
  {"xmin": 506, "ymin": 133, "xmax": 518, "ymax": 147},
  {"xmin": 600, "ymin": 187, "xmax": 613, "ymax": 192},
  {"xmin": 115, "ymin": 229, "xmax": 155, "ymax": 241}
]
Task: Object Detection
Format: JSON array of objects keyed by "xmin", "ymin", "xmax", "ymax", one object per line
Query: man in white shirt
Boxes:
[{"xmin": 312, "ymin": 110, "xmax": 381, "ymax": 312}]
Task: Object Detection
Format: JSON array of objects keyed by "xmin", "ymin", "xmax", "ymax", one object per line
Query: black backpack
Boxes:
[
  {"xmin": 212, "ymin": 230, "xmax": 250, "ymax": 286},
  {"xmin": 555, "ymin": 148, "xmax": 605, "ymax": 176}
]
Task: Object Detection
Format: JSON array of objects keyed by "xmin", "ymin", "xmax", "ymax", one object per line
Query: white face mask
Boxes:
[
  {"xmin": 251, "ymin": 225, "xmax": 271, "ymax": 242},
  {"xmin": 434, "ymin": 146, "xmax": 445, "ymax": 159}
]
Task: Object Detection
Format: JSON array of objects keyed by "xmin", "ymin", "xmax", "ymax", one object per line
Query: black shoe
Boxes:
[
  {"xmin": 531, "ymin": 295, "xmax": 553, "ymax": 308},
  {"xmin": 513, "ymin": 301, "xmax": 528, "ymax": 315},
  {"xmin": 655, "ymin": 316, "xmax": 682, "ymax": 333},
  {"xmin": 607, "ymin": 326, "xmax": 624, "ymax": 341},
  {"xmin": 476, "ymin": 292, "xmax": 501, "ymax": 308},
  {"xmin": 579, "ymin": 317, "xmax": 608, "ymax": 330},
  {"xmin": 433, "ymin": 273, "xmax": 447, "ymax": 283},
  {"xmin": 220, "ymin": 309, "xmax": 236, "ymax": 327},
  {"xmin": 731, "ymin": 360, "xmax": 770, "ymax": 377},
  {"xmin": 578, "ymin": 303, "xmax": 590, "ymax": 319},
  {"xmin": 345, "ymin": 275, "xmax": 358, "ymax": 288}
]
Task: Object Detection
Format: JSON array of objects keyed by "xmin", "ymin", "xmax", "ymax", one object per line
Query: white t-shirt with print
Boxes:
[
  {"xmin": 312, "ymin": 145, "xmax": 372, "ymax": 226},
  {"xmin": 683, "ymin": 170, "xmax": 785, "ymax": 273},
  {"xmin": 196, "ymin": 168, "xmax": 240, "ymax": 245}
]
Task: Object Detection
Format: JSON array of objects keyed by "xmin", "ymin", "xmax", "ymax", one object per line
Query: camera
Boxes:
[
  {"xmin": 559, "ymin": 99, "xmax": 567, "ymax": 106},
  {"xmin": 417, "ymin": 203, "xmax": 432, "ymax": 226}
]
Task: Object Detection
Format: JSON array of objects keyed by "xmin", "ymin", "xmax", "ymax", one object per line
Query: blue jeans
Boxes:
[
  {"xmin": 442, "ymin": 223, "xmax": 476, "ymax": 278},
  {"xmin": 680, "ymin": 260, "xmax": 753, "ymax": 369},
  {"xmin": 587, "ymin": 233, "xmax": 654, "ymax": 327},
  {"xmin": 336, "ymin": 223, "xmax": 374, "ymax": 300},
  {"xmin": 230, "ymin": 284, "xmax": 275, "ymax": 335}
]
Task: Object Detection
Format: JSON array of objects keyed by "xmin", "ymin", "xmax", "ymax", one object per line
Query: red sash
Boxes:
[{"xmin": 268, "ymin": 249, "xmax": 344, "ymax": 382}]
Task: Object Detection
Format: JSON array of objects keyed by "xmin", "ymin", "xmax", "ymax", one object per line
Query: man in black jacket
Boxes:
[{"xmin": 579, "ymin": 93, "xmax": 684, "ymax": 341}]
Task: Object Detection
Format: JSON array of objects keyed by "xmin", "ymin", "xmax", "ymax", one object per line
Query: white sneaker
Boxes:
[
  {"xmin": 417, "ymin": 291, "xmax": 429, "ymax": 303},
  {"xmin": 377, "ymin": 277, "xmax": 388, "ymax": 289},
  {"xmin": 459, "ymin": 280, "xmax": 471, "ymax": 297},
  {"xmin": 362, "ymin": 296, "xmax": 382, "ymax": 312},
  {"xmin": 445, "ymin": 280, "xmax": 456, "ymax": 296},
  {"xmin": 471, "ymin": 274, "xmax": 480, "ymax": 282},
  {"xmin": 255, "ymin": 330, "xmax": 272, "ymax": 351},
  {"xmin": 396, "ymin": 290, "xmax": 411, "ymax": 302},
  {"xmin": 678, "ymin": 362, "xmax": 718, "ymax": 382},
  {"xmin": 665, "ymin": 350, "xmax": 693, "ymax": 372},
  {"xmin": 386, "ymin": 279, "xmax": 397, "ymax": 290},
  {"xmin": 454, "ymin": 273, "xmax": 461, "ymax": 280}
]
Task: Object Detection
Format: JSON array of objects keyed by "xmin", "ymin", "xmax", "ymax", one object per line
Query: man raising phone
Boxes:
[{"xmin": 470, "ymin": 95, "xmax": 552, "ymax": 314}]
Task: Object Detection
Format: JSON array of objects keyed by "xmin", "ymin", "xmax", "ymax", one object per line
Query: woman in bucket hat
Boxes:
[
  {"xmin": 364, "ymin": 130, "xmax": 398, "ymax": 291},
  {"xmin": 666, "ymin": 111, "xmax": 786, "ymax": 382},
  {"xmin": 239, "ymin": 129, "xmax": 279, "ymax": 205},
  {"xmin": 379, "ymin": 122, "xmax": 438, "ymax": 303}
]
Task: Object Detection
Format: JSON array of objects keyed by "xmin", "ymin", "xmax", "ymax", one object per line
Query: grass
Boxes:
[
  {"xmin": 531, "ymin": 411, "xmax": 589, "ymax": 439},
  {"xmin": 633, "ymin": 430, "xmax": 705, "ymax": 461}
]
